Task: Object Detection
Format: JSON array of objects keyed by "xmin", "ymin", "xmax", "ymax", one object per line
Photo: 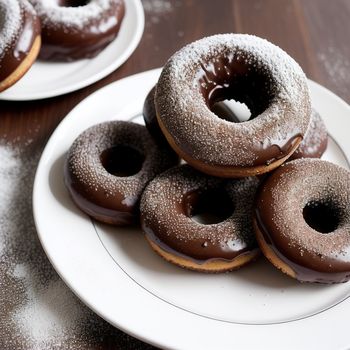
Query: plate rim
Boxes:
[
  {"xmin": 33, "ymin": 69, "xmax": 350, "ymax": 350},
  {"xmin": 0, "ymin": 0, "xmax": 144, "ymax": 101}
]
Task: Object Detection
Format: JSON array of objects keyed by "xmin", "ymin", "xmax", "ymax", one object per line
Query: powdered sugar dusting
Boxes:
[
  {"xmin": 290, "ymin": 108, "xmax": 328, "ymax": 160},
  {"xmin": 13, "ymin": 269, "xmax": 86, "ymax": 346},
  {"xmin": 0, "ymin": 0, "xmax": 22, "ymax": 59},
  {"xmin": 156, "ymin": 34, "xmax": 311, "ymax": 167},
  {"xmin": 67, "ymin": 121, "xmax": 177, "ymax": 205},
  {"xmin": 29, "ymin": 0, "xmax": 123, "ymax": 29},
  {"xmin": 317, "ymin": 46, "xmax": 350, "ymax": 100},
  {"xmin": 270, "ymin": 159, "xmax": 350, "ymax": 257},
  {"xmin": 141, "ymin": 165, "xmax": 259, "ymax": 256},
  {"xmin": 0, "ymin": 143, "xmax": 155, "ymax": 349},
  {"xmin": 143, "ymin": 0, "xmax": 173, "ymax": 14}
]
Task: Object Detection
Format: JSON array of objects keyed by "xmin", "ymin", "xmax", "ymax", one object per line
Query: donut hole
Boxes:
[
  {"xmin": 211, "ymin": 100, "xmax": 251, "ymax": 123},
  {"xmin": 100, "ymin": 145, "xmax": 145, "ymax": 177},
  {"xmin": 185, "ymin": 188, "xmax": 234, "ymax": 225},
  {"xmin": 303, "ymin": 201, "xmax": 341, "ymax": 233},
  {"xmin": 199, "ymin": 55, "xmax": 275, "ymax": 121},
  {"xmin": 57, "ymin": 0, "xmax": 90, "ymax": 7}
]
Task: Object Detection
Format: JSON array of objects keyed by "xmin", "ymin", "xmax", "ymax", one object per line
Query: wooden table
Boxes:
[{"xmin": 1, "ymin": 0, "xmax": 349, "ymax": 348}]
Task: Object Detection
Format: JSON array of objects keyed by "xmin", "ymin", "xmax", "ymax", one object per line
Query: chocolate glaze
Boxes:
[
  {"xmin": 65, "ymin": 121, "xmax": 178, "ymax": 226},
  {"xmin": 31, "ymin": 0, "xmax": 125, "ymax": 61},
  {"xmin": 143, "ymin": 86, "xmax": 175, "ymax": 148},
  {"xmin": 65, "ymin": 164, "xmax": 135, "ymax": 225},
  {"xmin": 144, "ymin": 85, "xmax": 244, "ymax": 142},
  {"xmin": 156, "ymin": 34, "xmax": 311, "ymax": 170},
  {"xmin": 197, "ymin": 51, "xmax": 303, "ymax": 166},
  {"xmin": 141, "ymin": 165, "xmax": 260, "ymax": 262},
  {"xmin": 144, "ymin": 225, "xmax": 257, "ymax": 266},
  {"xmin": 0, "ymin": 2, "xmax": 41, "ymax": 82},
  {"xmin": 143, "ymin": 87, "xmax": 159, "ymax": 139},
  {"xmin": 289, "ymin": 109, "xmax": 328, "ymax": 160},
  {"xmin": 198, "ymin": 55, "xmax": 272, "ymax": 117},
  {"xmin": 255, "ymin": 159, "xmax": 350, "ymax": 283}
]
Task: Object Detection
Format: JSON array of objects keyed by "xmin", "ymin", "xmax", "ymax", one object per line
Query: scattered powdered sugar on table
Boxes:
[
  {"xmin": 0, "ymin": 143, "xmax": 154, "ymax": 349},
  {"xmin": 143, "ymin": 0, "xmax": 179, "ymax": 24},
  {"xmin": 317, "ymin": 46, "xmax": 350, "ymax": 99},
  {"xmin": 12, "ymin": 266, "xmax": 85, "ymax": 345},
  {"xmin": 142, "ymin": 0, "xmax": 173, "ymax": 14}
]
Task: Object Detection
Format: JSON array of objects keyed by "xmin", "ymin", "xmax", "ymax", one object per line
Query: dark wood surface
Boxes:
[
  {"xmin": 1, "ymin": 0, "xmax": 349, "ymax": 348},
  {"xmin": 1, "ymin": 0, "xmax": 350, "ymax": 147}
]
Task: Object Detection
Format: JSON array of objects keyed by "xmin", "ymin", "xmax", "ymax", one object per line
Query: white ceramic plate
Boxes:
[
  {"xmin": 0, "ymin": 0, "xmax": 144, "ymax": 101},
  {"xmin": 33, "ymin": 69, "xmax": 350, "ymax": 350}
]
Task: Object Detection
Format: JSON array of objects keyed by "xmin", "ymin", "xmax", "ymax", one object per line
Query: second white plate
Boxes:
[
  {"xmin": 33, "ymin": 69, "xmax": 350, "ymax": 350},
  {"xmin": 0, "ymin": 0, "xmax": 144, "ymax": 101}
]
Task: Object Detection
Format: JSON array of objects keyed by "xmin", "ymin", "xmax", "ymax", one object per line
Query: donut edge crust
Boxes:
[
  {"xmin": 146, "ymin": 235, "xmax": 260, "ymax": 273},
  {"xmin": 156, "ymin": 110, "xmax": 302, "ymax": 178},
  {"xmin": 253, "ymin": 217, "xmax": 297, "ymax": 279},
  {"xmin": 0, "ymin": 35, "xmax": 41, "ymax": 92}
]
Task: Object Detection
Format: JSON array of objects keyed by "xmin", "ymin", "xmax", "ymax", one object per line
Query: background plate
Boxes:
[
  {"xmin": 33, "ymin": 69, "xmax": 350, "ymax": 350},
  {"xmin": 0, "ymin": 0, "xmax": 144, "ymax": 101}
]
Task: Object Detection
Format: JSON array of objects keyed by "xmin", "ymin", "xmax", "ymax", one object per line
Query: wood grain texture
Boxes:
[
  {"xmin": 1, "ymin": 0, "xmax": 349, "ymax": 146},
  {"xmin": 0, "ymin": 0, "xmax": 349, "ymax": 348}
]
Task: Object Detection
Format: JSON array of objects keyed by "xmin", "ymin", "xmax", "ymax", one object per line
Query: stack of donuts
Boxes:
[
  {"xmin": 65, "ymin": 34, "xmax": 350, "ymax": 284},
  {"xmin": 0, "ymin": 0, "xmax": 125, "ymax": 92}
]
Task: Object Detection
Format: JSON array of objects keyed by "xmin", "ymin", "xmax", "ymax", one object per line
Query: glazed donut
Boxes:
[
  {"xmin": 155, "ymin": 34, "xmax": 311, "ymax": 178},
  {"xmin": 289, "ymin": 109, "xmax": 328, "ymax": 160},
  {"xmin": 143, "ymin": 86, "xmax": 169, "ymax": 145},
  {"xmin": 254, "ymin": 159, "xmax": 350, "ymax": 283},
  {"xmin": 29, "ymin": 0, "xmax": 125, "ymax": 61},
  {"xmin": 65, "ymin": 121, "xmax": 178, "ymax": 225},
  {"xmin": 144, "ymin": 85, "xmax": 241, "ymax": 143},
  {"xmin": 0, "ymin": 0, "xmax": 41, "ymax": 92},
  {"xmin": 140, "ymin": 165, "xmax": 260, "ymax": 272}
]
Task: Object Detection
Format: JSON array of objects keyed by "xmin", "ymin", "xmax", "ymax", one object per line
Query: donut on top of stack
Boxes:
[{"xmin": 154, "ymin": 34, "xmax": 311, "ymax": 178}]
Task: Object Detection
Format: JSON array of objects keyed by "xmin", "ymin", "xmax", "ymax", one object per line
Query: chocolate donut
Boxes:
[
  {"xmin": 144, "ymin": 85, "xmax": 242, "ymax": 143},
  {"xmin": 141, "ymin": 165, "xmax": 260, "ymax": 272},
  {"xmin": 0, "ymin": 0, "xmax": 41, "ymax": 92},
  {"xmin": 29, "ymin": 0, "xmax": 125, "ymax": 61},
  {"xmin": 289, "ymin": 109, "xmax": 328, "ymax": 160},
  {"xmin": 143, "ymin": 86, "xmax": 169, "ymax": 145},
  {"xmin": 254, "ymin": 159, "xmax": 350, "ymax": 283},
  {"xmin": 65, "ymin": 121, "xmax": 179, "ymax": 225},
  {"xmin": 155, "ymin": 34, "xmax": 311, "ymax": 178}
]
